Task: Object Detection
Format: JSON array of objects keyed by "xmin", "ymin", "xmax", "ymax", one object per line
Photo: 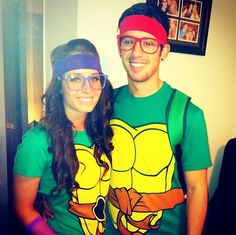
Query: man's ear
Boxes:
[
  {"xmin": 117, "ymin": 38, "xmax": 122, "ymax": 57},
  {"xmin": 118, "ymin": 48, "xmax": 122, "ymax": 57},
  {"xmin": 160, "ymin": 44, "xmax": 170, "ymax": 61}
]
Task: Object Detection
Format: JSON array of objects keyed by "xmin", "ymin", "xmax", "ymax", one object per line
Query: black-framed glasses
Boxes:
[
  {"xmin": 61, "ymin": 73, "xmax": 107, "ymax": 91},
  {"xmin": 119, "ymin": 35, "xmax": 160, "ymax": 54}
]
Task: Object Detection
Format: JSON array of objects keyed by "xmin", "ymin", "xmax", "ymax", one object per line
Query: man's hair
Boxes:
[{"xmin": 118, "ymin": 3, "xmax": 170, "ymax": 35}]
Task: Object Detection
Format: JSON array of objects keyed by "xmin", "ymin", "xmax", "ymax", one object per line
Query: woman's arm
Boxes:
[
  {"xmin": 13, "ymin": 174, "xmax": 41, "ymax": 225},
  {"xmin": 13, "ymin": 174, "xmax": 55, "ymax": 235}
]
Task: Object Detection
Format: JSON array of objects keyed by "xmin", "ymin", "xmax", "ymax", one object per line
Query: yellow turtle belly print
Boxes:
[
  {"xmin": 68, "ymin": 144, "xmax": 111, "ymax": 235},
  {"xmin": 108, "ymin": 119, "xmax": 185, "ymax": 234}
]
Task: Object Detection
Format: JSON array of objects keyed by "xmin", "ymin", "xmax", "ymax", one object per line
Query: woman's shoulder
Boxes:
[
  {"xmin": 14, "ymin": 124, "xmax": 52, "ymax": 176},
  {"xmin": 21, "ymin": 124, "xmax": 49, "ymax": 145}
]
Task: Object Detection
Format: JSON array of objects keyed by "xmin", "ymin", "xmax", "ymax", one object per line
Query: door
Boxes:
[{"xmin": 0, "ymin": 0, "xmax": 43, "ymax": 234}]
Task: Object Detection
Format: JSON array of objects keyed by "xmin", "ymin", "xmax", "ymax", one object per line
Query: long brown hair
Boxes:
[{"xmin": 41, "ymin": 39, "xmax": 114, "ymax": 194}]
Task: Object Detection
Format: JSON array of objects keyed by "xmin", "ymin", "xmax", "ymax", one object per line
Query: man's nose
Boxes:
[{"xmin": 132, "ymin": 41, "xmax": 143, "ymax": 55}]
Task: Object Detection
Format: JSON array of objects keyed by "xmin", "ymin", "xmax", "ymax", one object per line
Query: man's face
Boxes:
[{"xmin": 119, "ymin": 30, "xmax": 162, "ymax": 84}]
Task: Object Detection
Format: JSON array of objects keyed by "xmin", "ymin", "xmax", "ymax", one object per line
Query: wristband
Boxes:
[
  {"xmin": 25, "ymin": 216, "xmax": 56, "ymax": 235},
  {"xmin": 25, "ymin": 216, "xmax": 42, "ymax": 233}
]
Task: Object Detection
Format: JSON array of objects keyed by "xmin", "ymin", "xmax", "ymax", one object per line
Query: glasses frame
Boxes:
[
  {"xmin": 118, "ymin": 35, "xmax": 160, "ymax": 54},
  {"xmin": 59, "ymin": 73, "xmax": 107, "ymax": 91}
]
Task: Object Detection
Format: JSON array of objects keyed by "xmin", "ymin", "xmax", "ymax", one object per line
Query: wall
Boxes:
[
  {"xmin": 26, "ymin": 0, "xmax": 44, "ymax": 123},
  {"xmin": 77, "ymin": 0, "xmax": 143, "ymax": 88},
  {"xmin": 44, "ymin": 0, "xmax": 78, "ymax": 88},
  {"xmin": 77, "ymin": 0, "xmax": 236, "ymax": 197}
]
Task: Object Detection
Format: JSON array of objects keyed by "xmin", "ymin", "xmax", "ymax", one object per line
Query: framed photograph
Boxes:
[{"xmin": 148, "ymin": 0, "xmax": 212, "ymax": 55}]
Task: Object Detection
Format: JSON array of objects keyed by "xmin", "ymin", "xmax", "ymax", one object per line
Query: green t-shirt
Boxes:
[
  {"xmin": 105, "ymin": 82, "xmax": 211, "ymax": 235},
  {"xmin": 14, "ymin": 124, "xmax": 111, "ymax": 235}
]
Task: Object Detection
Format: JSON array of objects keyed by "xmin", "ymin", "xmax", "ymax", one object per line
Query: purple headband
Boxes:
[{"xmin": 53, "ymin": 54, "xmax": 102, "ymax": 77}]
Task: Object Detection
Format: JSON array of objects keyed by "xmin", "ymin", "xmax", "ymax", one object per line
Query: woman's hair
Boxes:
[
  {"xmin": 118, "ymin": 3, "xmax": 170, "ymax": 35},
  {"xmin": 40, "ymin": 39, "xmax": 114, "ymax": 194}
]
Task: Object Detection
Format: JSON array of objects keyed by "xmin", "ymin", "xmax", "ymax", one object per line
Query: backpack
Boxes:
[{"xmin": 166, "ymin": 89, "xmax": 191, "ymax": 194}]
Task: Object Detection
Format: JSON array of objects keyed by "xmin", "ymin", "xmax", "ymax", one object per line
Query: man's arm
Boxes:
[{"xmin": 185, "ymin": 169, "xmax": 208, "ymax": 235}]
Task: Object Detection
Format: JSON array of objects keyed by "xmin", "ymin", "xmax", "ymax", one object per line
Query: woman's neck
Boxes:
[
  {"xmin": 66, "ymin": 111, "xmax": 86, "ymax": 131},
  {"xmin": 72, "ymin": 117, "xmax": 86, "ymax": 131}
]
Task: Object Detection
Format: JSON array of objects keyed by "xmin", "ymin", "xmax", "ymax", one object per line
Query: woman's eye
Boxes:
[
  {"xmin": 69, "ymin": 75, "xmax": 82, "ymax": 82},
  {"xmin": 90, "ymin": 75, "xmax": 100, "ymax": 82}
]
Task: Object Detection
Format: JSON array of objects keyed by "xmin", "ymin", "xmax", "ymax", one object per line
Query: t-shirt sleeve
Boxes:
[
  {"xmin": 182, "ymin": 103, "xmax": 212, "ymax": 171},
  {"xmin": 13, "ymin": 129, "xmax": 50, "ymax": 177}
]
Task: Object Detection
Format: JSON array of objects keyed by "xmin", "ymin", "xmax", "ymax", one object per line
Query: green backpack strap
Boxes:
[{"xmin": 166, "ymin": 89, "xmax": 191, "ymax": 193}]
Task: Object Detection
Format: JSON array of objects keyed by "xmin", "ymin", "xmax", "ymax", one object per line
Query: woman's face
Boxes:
[
  {"xmin": 162, "ymin": 0, "xmax": 168, "ymax": 8},
  {"xmin": 61, "ymin": 69, "xmax": 102, "ymax": 121}
]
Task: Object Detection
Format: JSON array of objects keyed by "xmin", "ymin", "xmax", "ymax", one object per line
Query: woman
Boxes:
[
  {"xmin": 190, "ymin": 3, "xmax": 200, "ymax": 21},
  {"xmin": 13, "ymin": 39, "xmax": 114, "ymax": 235},
  {"xmin": 182, "ymin": 2, "xmax": 193, "ymax": 18},
  {"xmin": 168, "ymin": 0, "xmax": 179, "ymax": 16},
  {"xmin": 160, "ymin": 0, "xmax": 168, "ymax": 13}
]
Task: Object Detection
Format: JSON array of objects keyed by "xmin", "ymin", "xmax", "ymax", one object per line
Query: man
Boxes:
[{"xmin": 105, "ymin": 2, "xmax": 211, "ymax": 235}]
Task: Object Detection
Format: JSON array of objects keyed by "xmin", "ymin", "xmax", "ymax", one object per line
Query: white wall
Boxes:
[
  {"xmin": 77, "ymin": 0, "xmax": 236, "ymax": 197},
  {"xmin": 44, "ymin": 0, "xmax": 78, "ymax": 87},
  {"xmin": 77, "ymin": 0, "xmax": 145, "ymax": 88}
]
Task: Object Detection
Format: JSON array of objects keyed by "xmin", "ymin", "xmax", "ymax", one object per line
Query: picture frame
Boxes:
[{"xmin": 147, "ymin": 0, "xmax": 212, "ymax": 55}]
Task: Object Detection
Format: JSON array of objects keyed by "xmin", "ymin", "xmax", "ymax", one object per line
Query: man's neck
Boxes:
[{"xmin": 128, "ymin": 78, "xmax": 163, "ymax": 97}]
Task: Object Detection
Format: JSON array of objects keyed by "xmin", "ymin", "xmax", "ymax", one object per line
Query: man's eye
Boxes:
[
  {"xmin": 143, "ymin": 40, "xmax": 156, "ymax": 47},
  {"xmin": 123, "ymin": 38, "xmax": 134, "ymax": 45}
]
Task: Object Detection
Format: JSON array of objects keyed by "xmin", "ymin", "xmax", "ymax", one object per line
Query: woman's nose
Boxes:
[{"xmin": 81, "ymin": 79, "xmax": 91, "ymax": 93}]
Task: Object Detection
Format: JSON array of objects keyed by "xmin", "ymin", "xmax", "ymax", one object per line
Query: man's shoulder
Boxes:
[
  {"xmin": 113, "ymin": 84, "xmax": 128, "ymax": 100},
  {"xmin": 167, "ymin": 83, "xmax": 190, "ymax": 98},
  {"xmin": 114, "ymin": 84, "xmax": 127, "ymax": 93},
  {"xmin": 166, "ymin": 84, "xmax": 205, "ymax": 119}
]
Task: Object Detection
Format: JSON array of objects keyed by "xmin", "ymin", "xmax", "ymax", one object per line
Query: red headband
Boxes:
[{"xmin": 118, "ymin": 15, "xmax": 167, "ymax": 46}]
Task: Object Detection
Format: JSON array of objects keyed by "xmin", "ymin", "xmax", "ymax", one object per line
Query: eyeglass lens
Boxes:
[
  {"xmin": 63, "ymin": 73, "xmax": 106, "ymax": 91},
  {"xmin": 120, "ymin": 36, "xmax": 159, "ymax": 54}
]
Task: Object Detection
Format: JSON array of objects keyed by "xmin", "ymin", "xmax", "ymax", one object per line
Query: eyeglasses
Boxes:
[
  {"xmin": 119, "ymin": 35, "xmax": 159, "ymax": 54},
  {"xmin": 61, "ymin": 73, "xmax": 107, "ymax": 91}
]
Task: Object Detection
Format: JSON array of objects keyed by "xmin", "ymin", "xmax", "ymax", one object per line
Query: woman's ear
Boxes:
[{"xmin": 160, "ymin": 44, "xmax": 170, "ymax": 62}]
